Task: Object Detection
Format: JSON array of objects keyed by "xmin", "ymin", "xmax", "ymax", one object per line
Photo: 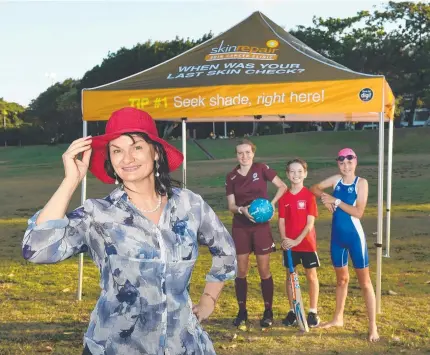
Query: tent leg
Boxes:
[
  {"xmin": 182, "ymin": 118, "xmax": 187, "ymax": 188},
  {"xmin": 376, "ymin": 112, "xmax": 385, "ymax": 314},
  {"xmin": 77, "ymin": 120, "xmax": 88, "ymax": 301},
  {"xmin": 224, "ymin": 122, "xmax": 227, "ymax": 137},
  {"xmin": 384, "ymin": 118, "xmax": 394, "ymax": 258}
]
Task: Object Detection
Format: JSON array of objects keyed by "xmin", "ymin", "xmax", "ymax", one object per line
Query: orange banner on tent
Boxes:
[{"xmin": 82, "ymin": 78, "xmax": 386, "ymax": 121}]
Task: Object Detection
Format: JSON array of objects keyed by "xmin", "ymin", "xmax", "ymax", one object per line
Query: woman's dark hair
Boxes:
[{"xmin": 104, "ymin": 132, "xmax": 181, "ymax": 198}]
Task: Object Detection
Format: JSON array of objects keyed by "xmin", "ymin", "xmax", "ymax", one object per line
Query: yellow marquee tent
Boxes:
[
  {"xmin": 80, "ymin": 11, "xmax": 395, "ymax": 313},
  {"xmin": 82, "ymin": 11, "xmax": 395, "ymax": 123}
]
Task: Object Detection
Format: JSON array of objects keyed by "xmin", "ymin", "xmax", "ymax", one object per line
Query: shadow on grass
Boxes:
[
  {"xmin": 0, "ymin": 321, "xmax": 87, "ymax": 354},
  {"xmin": 0, "ymin": 318, "xmax": 372, "ymax": 341},
  {"xmin": 1, "ymin": 320, "xmax": 426, "ymax": 355},
  {"xmin": 203, "ymin": 317, "xmax": 373, "ymax": 340},
  {"xmin": 0, "ymin": 321, "xmax": 87, "ymax": 342}
]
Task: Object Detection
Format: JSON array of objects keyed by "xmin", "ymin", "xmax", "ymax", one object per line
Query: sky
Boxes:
[{"xmin": 0, "ymin": 0, "xmax": 384, "ymax": 107}]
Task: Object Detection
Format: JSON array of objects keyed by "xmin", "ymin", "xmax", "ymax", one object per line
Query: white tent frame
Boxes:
[{"xmin": 77, "ymin": 103, "xmax": 394, "ymax": 314}]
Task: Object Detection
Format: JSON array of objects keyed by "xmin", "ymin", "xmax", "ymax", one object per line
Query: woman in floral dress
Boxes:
[{"xmin": 22, "ymin": 107, "xmax": 237, "ymax": 355}]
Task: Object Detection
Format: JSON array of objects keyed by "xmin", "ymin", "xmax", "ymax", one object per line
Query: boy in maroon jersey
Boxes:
[
  {"xmin": 226, "ymin": 139, "xmax": 287, "ymax": 329},
  {"xmin": 278, "ymin": 158, "xmax": 321, "ymax": 328}
]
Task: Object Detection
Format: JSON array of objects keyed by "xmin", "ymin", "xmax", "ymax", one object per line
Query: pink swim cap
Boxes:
[
  {"xmin": 338, "ymin": 148, "xmax": 356, "ymax": 157},
  {"xmin": 337, "ymin": 148, "xmax": 357, "ymax": 160}
]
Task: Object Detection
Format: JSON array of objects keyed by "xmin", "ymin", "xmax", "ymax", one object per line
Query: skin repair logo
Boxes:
[
  {"xmin": 266, "ymin": 40, "xmax": 279, "ymax": 49},
  {"xmin": 205, "ymin": 39, "xmax": 280, "ymax": 61}
]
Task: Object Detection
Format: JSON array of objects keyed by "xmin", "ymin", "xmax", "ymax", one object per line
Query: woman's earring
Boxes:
[
  {"xmin": 155, "ymin": 161, "xmax": 160, "ymax": 177},
  {"xmin": 114, "ymin": 173, "xmax": 119, "ymax": 185}
]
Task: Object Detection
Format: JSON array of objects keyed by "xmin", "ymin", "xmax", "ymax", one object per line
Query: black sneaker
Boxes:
[
  {"xmin": 233, "ymin": 310, "xmax": 248, "ymax": 330},
  {"xmin": 260, "ymin": 309, "xmax": 273, "ymax": 328},
  {"xmin": 307, "ymin": 312, "xmax": 320, "ymax": 327},
  {"xmin": 282, "ymin": 310, "xmax": 297, "ymax": 327}
]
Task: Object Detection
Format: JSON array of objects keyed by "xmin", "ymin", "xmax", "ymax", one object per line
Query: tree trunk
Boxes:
[
  {"xmin": 407, "ymin": 95, "xmax": 419, "ymax": 127},
  {"xmin": 251, "ymin": 122, "xmax": 259, "ymax": 136},
  {"xmin": 333, "ymin": 122, "xmax": 340, "ymax": 131},
  {"xmin": 394, "ymin": 111, "xmax": 402, "ymax": 128},
  {"xmin": 162, "ymin": 123, "xmax": 178, "ymax": 139}
]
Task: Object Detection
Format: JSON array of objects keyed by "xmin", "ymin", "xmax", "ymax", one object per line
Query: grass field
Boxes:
[{"xmin": 1, "ymin": 128, "xmax": 430, "ymax": 354}]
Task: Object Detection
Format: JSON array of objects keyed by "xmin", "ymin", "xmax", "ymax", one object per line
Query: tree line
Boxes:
[{"xmin": 2, "ymin": 1, "xmax": 429, "ymax": 145}]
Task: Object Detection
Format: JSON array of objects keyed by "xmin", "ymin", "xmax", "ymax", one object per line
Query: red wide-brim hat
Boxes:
[{"xmin": 89, "ymin": 107, "xmax": 183, "ymax": 184}]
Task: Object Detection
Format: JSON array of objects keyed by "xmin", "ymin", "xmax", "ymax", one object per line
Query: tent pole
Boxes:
[
  {"xmin": 376, "ymin": 112, "xmax": 385, "ymax": 314},
  {"xmin": 182, "ymin": 118, "xmax": 187, "ymax": 188},
  {"xmin": 224, "ymin": 122, "xmax": 227, "ymax": 137},
  {"xmin": 384, "ymin": 118, "xmax": 394, "ymax": 258},
  {"xmin": 77, "ymin": 120, "xmax": 88, "ymax": 301}
]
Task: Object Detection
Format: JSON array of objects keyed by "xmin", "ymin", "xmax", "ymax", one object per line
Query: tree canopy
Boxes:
[{"xmin": 4, "ymin": 1, "xmax": 430, "ymax": 144}]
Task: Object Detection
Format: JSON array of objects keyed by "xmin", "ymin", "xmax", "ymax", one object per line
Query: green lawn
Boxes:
[
  {"xmin": 1, "ymin": 128, "xmax": 430, "ymax": 354},
  {"xmin": 195, "ymin": 127, "xmax": 430, "ymax": 159}
]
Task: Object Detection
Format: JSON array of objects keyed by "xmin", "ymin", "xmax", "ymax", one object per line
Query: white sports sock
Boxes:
[{"xmin": 309, "ymin": 308, "xmax": 317, "ymax": 314}]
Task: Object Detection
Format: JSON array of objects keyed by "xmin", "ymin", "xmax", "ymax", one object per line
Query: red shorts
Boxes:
[{"xmin": 232, "ymin": 223, "xmax": 275, "ymax": 255}]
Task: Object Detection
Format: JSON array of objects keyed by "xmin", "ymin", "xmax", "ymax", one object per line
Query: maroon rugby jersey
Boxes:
[{"xmin": 225, "ymin": 162, "xmax": 277, "ymax": 227}]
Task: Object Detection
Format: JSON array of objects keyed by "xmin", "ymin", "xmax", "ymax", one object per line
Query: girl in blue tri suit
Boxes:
[{"xmin": 310, "ymin": 148, "xmax": 379, "ymax": 342}]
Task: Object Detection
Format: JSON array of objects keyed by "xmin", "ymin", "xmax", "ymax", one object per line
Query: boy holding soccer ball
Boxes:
[{"xmin": 278, "ymin": 158, "xmax": 321, "ymax": 327}]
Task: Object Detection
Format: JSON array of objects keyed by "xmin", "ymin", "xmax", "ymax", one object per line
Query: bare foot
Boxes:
[
  {"xmin": 318, "ymin": 319, "xmax": 344, "ymax": 329},
  {"xmin": 368, "ymin": 327, "xmax": 380, "ymax": 342}
]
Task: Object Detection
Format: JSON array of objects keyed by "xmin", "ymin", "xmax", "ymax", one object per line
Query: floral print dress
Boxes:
[{"xmin": 22, "ymin": 187, "xmax": 237, "ymax": 355}]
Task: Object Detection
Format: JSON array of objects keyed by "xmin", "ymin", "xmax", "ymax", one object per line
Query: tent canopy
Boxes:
[
  {"xmin": 78, "ymin": 11, "xmax": 393, "ymax": 313},
  {"xmin": 82, "ymin": 11, "xmax": 395, "ymax": 122}
]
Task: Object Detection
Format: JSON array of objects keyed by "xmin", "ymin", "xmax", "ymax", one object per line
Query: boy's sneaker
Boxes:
[
  {"xmin": 307, "ymin": 312, "xmax": 320, "ymax": 327},
  {"xmin": 282, "ymin": 310, "xmax": 297, "ymax": 326},
  {"xmin": 260, "ymin": 309, "xmax": 274, "ymax": 328},
  {"xmin": 233, "ymin": 309, "xmax": 248, "ymax": 330}
]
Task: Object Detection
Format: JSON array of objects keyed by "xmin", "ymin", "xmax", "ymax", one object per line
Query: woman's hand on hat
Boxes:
[{"xmin": 62, "ymin": 137, "xmax": 92, "ymax": 185}]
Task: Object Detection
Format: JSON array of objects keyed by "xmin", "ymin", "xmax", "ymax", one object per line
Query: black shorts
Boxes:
[{"xmin": 283, "ymin": 251, "xmax": 320, "ymax": 269}]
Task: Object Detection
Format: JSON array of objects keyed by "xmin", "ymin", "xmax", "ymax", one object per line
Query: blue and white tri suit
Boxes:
[{"xmin": 331, "ymin": 176, "xmax": 369, "ymax": 269}]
